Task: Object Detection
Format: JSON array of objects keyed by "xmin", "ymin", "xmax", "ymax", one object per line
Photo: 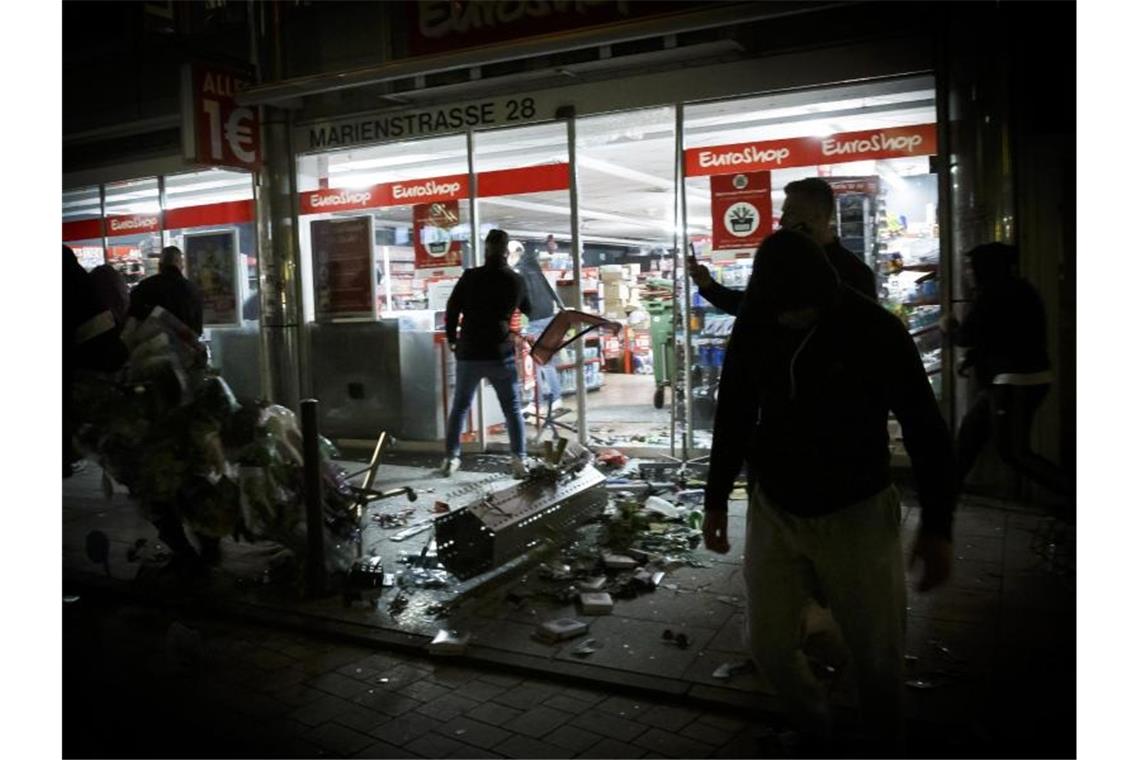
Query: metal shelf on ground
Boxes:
[
  {"xmin": 909, "ymin": 323, "xmax": 939, "ymax": 337},
  {"xmin": 924, "ymin": 363, "xmax": 942, "ymax": 375}
]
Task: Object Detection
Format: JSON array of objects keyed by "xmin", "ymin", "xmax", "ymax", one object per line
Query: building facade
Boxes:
[{"xmin": 63, "ymin": 1, "xmax": 1076, "ymax": 497}]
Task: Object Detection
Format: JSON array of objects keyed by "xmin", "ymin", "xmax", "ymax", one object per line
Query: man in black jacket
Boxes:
[
  {"xmin": 689, "ymin": 177, "xmax": 877, "ymax": 313},
  {"xmin": 703, "ymin": 230, "xmax": 955, "ymax": 751},
  {"xmin": 443, "ymin": 229, "xmax": 532, "ymax": 478},
  {"xmin": 943, "ymin": 242, "xmax": 1072, "ymax": 499},
  {"xmin": 128, "ymin": 246, "xmax": 204, "ymax": 335}
]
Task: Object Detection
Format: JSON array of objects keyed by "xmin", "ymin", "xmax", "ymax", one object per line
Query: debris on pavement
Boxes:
[
  {"xmin": 535, "ymin": 618, "xmax": 589, "ymax": 643},
  {"xmin": 570, "ymin": 638, "xmax": 602, "ymax": 657},
  {"xmin": 371, "ymin": 508, "xmax": 417, "ymax": 529},
  {"xmin": 595, "ymin": 448, "xmax": 628, "ymax": 468},
  {"xmin": 387, "ymin": 591, "xmax": 409, "ymax": 616},
  {"xmin": 712, "ymin": 660, "xmax": 756, "ymax": 680},
  {"xmin": 662, "ymin": 630, "xmax": 690, "ymax": 650},
  {"xmin": 343, "ymin": 556, "xmax": 387, "ymax": 606},
  {"xmin": 905, "ymin": 678, "xmax": 940, "ymax": 690},
  {"xmin": 427, "ymin": 629, "xmax": 470, "ymax": 655},
  {"xmin": 603, "ymin": 553, "xmax": 639, "ymax": 570},
  {"xmin": 579, "ymin": 592, "xmax": 614, "ymax": 615},
  {"xmin": 579, "ymin": 576, "xmax": 607, "ymax": 591}
]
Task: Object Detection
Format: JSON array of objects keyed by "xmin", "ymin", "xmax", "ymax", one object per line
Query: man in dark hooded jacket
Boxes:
[
  {"xmin": 942, "ymin": 242, "xmax": 1071, "ymax": 499},
  {"xmin": 703, "ymin": 230, "xmax": 956, "ymax": 751}
]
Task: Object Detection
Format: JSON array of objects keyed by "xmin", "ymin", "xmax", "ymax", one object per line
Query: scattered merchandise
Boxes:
[
  {"xmin": 644, "ymin": 495, "xmax": 685, "ymax": 519},
  {"xmin": 428, "ymin": 629, "xmax": 471, "ymax": 655},
  {"xmin": 343, "ymin": 556, "xmax": 386, "ymax": 606},
  {"xmin": 371, "ymin": 508, "xmax": 417, "ymax": 528},
  {"xmin": 579, "ymin": 592, "xmax": 614, "ymax": 615},
  {"xmin": 662, "ymin": 630, "xmax": 690, "ymax": 650},
  {"xmin": 712, "ymin": 660, "xmax": 756, "ymax": 680},
  {"xmin": 535, "ymin": 618, "xmax": 590, "ymax": 643},
  {"xmin": 580, "ymin": 576, "xmax": 607, "ymax": 591},
  {"xmin": 603, "ymin": 553, "xmax": 640, "ymax": 570},
  {"xmin": 570, "ymin": 638, "xmax": 602, "ymax": 657}
]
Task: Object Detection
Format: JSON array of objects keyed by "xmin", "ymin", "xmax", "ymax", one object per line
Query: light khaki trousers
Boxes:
[{"xmin": 744, "ymin": 484, "xmax": 906, "ymax": 749}]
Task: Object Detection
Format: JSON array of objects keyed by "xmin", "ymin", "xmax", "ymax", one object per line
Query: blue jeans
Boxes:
[
  {"xmin": 526, "ymin": 317, "xmax": 562, "ymax": 402},
  {"xmin": 445, "ymin": 355, "xmax": 525, "ymax": 458}
]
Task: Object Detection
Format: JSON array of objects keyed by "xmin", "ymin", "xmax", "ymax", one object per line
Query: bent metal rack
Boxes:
[{"xmin": 434, "ymin": 459, "xmax": 607, "ymax": 581}]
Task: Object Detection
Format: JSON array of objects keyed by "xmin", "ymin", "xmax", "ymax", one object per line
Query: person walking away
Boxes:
[
  {"xmin": 688, "ymin": 177, "xmax": 877, "ymax": 314},
  {"xmin": 442, "ymin": 230, "xmax": 532, "ymax": 479},
  {"xmin": 510, "ymin": 239, "xmax": 565, "ymax": 421},
  {"xmin": 128, "ymin": 246, "xmax": 204, "ymax": 335},
  {"xmin": 941, "ymin": 242, "xmax": 1073, "ymax": 502},
  {"xmin": 703, "ymin": 230, "xmax": 956, "ymax": 754}
]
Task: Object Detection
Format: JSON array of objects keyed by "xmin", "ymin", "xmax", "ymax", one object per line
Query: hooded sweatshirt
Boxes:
[
  {"xmin": 515, "ymin": 250, "xmax": 562, "ymax": 321},
  {"xmin": 704, "ymin": 230, "xmax": 956, "ymax": 539}
]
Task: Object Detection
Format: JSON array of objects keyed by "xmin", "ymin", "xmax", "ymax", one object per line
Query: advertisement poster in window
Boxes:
[
  {"xmin": 310, "ymin": 216, "xmax": 376, "ymax": 321},
  {"xmin": 710, "ymin": 171, "xmax": 772, "ymax": 252},
  {"xmin": 184, "ymin": 230, "xmax": 240, "ymax": 326},
  {"xmin": 413, "ymin": 201, "xmax": 463, "ymax": 271}
]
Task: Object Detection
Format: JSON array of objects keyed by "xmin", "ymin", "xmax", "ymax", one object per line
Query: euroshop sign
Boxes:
[
  {"xmin": 299, "ymin": 164, "xmax": 569, "ymax": 215},
  {"xmin": 406, "ymin": 1, "xmax": 688, "ymax": 57},
  {"xmin": 685, "ymin": 124, "xmax": 937, "ymax": 177},
  {"xmin": 105, "ymin": 214, "xmax": 161, "ymax": 238}
]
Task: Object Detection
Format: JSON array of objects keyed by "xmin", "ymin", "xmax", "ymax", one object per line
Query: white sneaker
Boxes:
[
  {"xmin": 440, "ymin": 457, "xmax": 461, "ymax": 476},
  {"xmin": 509, "ymin": 455, "xmax": 529, "ymax": 479}
]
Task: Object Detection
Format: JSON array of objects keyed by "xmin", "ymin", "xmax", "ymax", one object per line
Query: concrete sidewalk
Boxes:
[{"xmin": 62, "ymin": 455, "xmax": 1076, "ymax": 757}]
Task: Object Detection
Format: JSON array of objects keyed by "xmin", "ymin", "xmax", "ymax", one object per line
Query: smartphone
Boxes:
[{"xmin": 686, "ymin": 242, "xmax": 699, "ymax": 270}]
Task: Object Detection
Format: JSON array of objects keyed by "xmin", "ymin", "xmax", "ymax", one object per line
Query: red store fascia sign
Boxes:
[
  {"xmin": 62, "ymin": 199, "xmax": 256, "ymax": 242},
  {"xmin": 684, "ymin": 124, "xmax": 938, "ymax": 176},
  {"xmin": 299, "ymin": 164, "xmax": 570, "ymax": 215}
]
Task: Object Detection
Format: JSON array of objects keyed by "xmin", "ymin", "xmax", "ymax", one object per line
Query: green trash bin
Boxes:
[{"xmin": 646, "ymin": 299, "xmax": 674, "ymax": 409}]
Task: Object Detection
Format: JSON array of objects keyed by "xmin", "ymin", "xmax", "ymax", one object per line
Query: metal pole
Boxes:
[
  {"xmin": 670, "ymin": 106, "xmax": 681, "ymax": 459},
  {"xmin": 566, "ymin": 112, "xmax": 587, "ymax": 446},
  {"xmin": 157, "ymin": 174, "xmax": 168, "ymax": 248},
  {"xmin": 466, "ymin": 129, "xmax": 486, "ymax": 451},
  {"xmin": 300, "ymin": 398, "xmax": 327, "ymax": 594},
  {"xmin": 677, "ymin": 104, "xmax": 694, "ymax": 459},
  {"xmin": 934, "ymin": 26, "xmax": 956, "ymax": 429},
  {"xmin": 98, "ymin": 184, "xmax": 108, "ymax": 266}
]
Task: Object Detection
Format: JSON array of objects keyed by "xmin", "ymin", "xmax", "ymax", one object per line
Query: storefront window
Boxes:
[
  {"xmin": 575, "ymin": 106, "xmax": 680, "ymax": 449},
  {"xmin": 474, "ymin": 121, "xmax": 574, "ymax": 449},
  {"xmin": 296, "ymin": 133, "xmax": 475, "ymax": 446},
  {"xmin": 62, "ymin": 185, "xmax": 104, "ymax": 270},
  {"xmin": 163, "ymin": 168, "xmax": 257, "ymax": 325},
  {"xmin": 297, "ymin": 133, "xmax": 472, "ymax": 322},
  {"xmin": 683, "ymin": 75, "xmax": 941, "ymax": 450},
  {"xmin": 102, "ymin": 177, "xmax": 162, "ymax": 287}
]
